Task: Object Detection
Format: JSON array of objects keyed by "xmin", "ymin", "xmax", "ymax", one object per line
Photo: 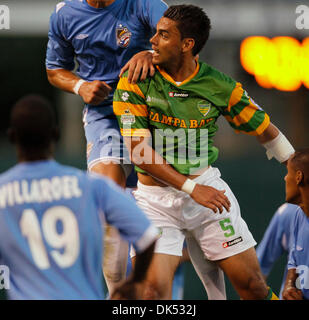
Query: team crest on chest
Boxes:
[
  {"xmin": 197, "ymin": 101, "xmax": 211, "ymax": 117},
  {"xmin": 116, "ymin": 24, "xmax": 132, "ymax": 48}
]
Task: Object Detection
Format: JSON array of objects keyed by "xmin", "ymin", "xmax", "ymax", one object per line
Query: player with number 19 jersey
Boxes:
[{"xmin": 0, "ymin": 160, "xmax": 157, "ymax": 299}]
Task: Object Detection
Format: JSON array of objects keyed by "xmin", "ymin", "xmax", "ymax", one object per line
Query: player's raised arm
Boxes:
[{"xmin": 223, "ymin": 82, "xmax": 295, "ymax": 164}]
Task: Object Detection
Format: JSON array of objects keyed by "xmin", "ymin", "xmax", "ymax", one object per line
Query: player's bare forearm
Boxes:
[
  {"xmin": 125, "ymin": 136, "xmax": 189, "ymax": 190},
  {"xmin": 46, "ymin": 68, "xmax": 80, "ymax": 94},
  {"xmin": 257, "ymin": 122, "xmax": 294, "ymax": 165},
  {"xmin": 256, "ymin": 122, "xmax": 279, "ymax": 144},
  {"xmin": 124, "ymin": 136, "xmax": 231, "ymax": 213},
  {"xmin": 46, "ymin": 68, "xmax": 112, "ymax": 105},
  {"xmin": 282, "ymin": 268, "xmax": 303, "ymax": 300}
]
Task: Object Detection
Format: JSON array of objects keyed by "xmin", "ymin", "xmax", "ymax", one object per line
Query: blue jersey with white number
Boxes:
[
  {"xmin": 45, "ymin": 0, "xmax": 167, "ymax": 123},
  {"xmin": 256, "ymin": 203, "xmax": 299, "ymax": 298},
  {"xmin": 288, "ymin": 207, "xmax": 309, "ymax": 300},
  {"xmin": 0, "ymin": 160, "xmax": 155, "ymax": 300}
]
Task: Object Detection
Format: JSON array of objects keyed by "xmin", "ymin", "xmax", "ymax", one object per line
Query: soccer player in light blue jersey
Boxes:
[
  {"xmin": 282, "ymin": 149, "xmax": 309, "ymax": 300},
  {"xmin": 0, "ymin": 95, "xmax": 158, "ymax": 300},
  {"xmin": 45, "ymin": 0, "xmax": 168, "ymax": 294},
  {"xmin": 256, "ymin": 203, "xmax": 299, "ymax": 298}
]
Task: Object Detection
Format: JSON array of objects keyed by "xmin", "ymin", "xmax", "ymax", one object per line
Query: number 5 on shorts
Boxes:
[{"xmin": 219, "ymin": 218, "xmax": 235, "ymax": 237}]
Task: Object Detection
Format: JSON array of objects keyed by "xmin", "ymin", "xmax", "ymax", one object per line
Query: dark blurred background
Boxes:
[{"xmin": 0, "ymin": 0, "xmax": 308, "ymax": 299}]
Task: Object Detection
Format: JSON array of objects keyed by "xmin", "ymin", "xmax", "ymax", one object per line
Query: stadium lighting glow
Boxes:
[{"xmin": 240, "ymin": 36, "xmax": 309, "ymax": 91}]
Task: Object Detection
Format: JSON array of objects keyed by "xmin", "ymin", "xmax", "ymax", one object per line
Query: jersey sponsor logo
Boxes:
[
  {"xmin": 116, "ymin": 24, "xmax": 132, "ymax": 48},
  {"xmin": 149, "ymin": 111, "xmax": 214, "ymax": 129},
  {"xmin": 197, "ymin": 101, "xmax": 211, "ymax": 117},
  {"xmin": 222, "ymin": 236, "xmax": 243, "ymax": 248},
  {"xmin": 168, "ymin": 92, "xmax": 189, "ymax": 98}
]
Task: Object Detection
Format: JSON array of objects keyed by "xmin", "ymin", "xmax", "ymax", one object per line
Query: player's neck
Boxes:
[
  {"xmin": 16, "ymin": 146, "xmax": 53, "ymax": 163},
  {"xmin": 163, "ymin": 57, "xmax": 197, "ymax": 83},
  {"xmin": 300, "ymin": 187, "xmax": 309, "ymax": 217},
  {"xmin": 86, "ymin": 0, "xmax": 115, "ymax": 8}
]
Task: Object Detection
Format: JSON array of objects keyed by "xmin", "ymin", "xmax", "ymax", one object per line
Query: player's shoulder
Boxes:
[
  {"xmin": 276, "ymin": 203, "xmax": 299, "ymax": 218},
  {"xmin": 118, "ymin": 70, "xmax": 153, "ymax": 91},
  {"xmin": 199, "ymin": 61, "xmax": 236, "ymax": 88},
  {"xmin": 52, "ymin": 0, "xmax": 81, "ymax": 17},
  {"xmin": 0, "ymin": 166, "xmax": 18, "ymax": 185}
]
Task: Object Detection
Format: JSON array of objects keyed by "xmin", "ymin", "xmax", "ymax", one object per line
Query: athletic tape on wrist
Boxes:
[
  {"xmin": 73, "ymin": 79, "xmax": 86, "ymax": 95},
  {"xmin": 262, "ymin": 131, "xmax": 295, "ymax": 163},
  {"xmin": 181, "ymin": 178, "xmax": 197, "ymax": 195}
]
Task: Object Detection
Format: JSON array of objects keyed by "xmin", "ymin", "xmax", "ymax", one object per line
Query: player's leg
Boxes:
[
  {"xmin": 184, "ymin": 167, "xmax": 278, "ymax": 300},
  {"xmin": 216, "ymin": 247, "xmax": 275, "ymax": 299},
  {"xmin": 185, "ymin": 234, "xmax": 226, "ymax": 300},
  {"xmin": 131, "ymin": 182, "xmax": 186, "ymax": 299},
  {"xmin": 85, "ymin": 117, "xmax": 133, "ymax": 295},
  {"xmin": 132, "ymin": 253, "xmax": 181, "ymax": 299}
]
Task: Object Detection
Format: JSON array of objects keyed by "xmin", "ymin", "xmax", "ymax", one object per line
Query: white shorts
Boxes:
[{"xmin": 131, "ymin": 167, "xmax": 256, "ymax": 261}]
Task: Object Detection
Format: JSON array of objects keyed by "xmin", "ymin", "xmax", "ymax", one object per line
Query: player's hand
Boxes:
[
  {"xmin": 119, "ymin": 50, "xmax": 155, "ymax": 84},
  {"xmin": 79, "ymin": 80, "xmax": 112, "ymax": 105},
  {"xmin": 190, "ymin": 184, "xmax": 231, "ymax": 214},
  {"xmin": 110, "ymin": 279, "xmax": 145, "ymax": 300},
  {"xmin": 282, "ymin": 285, "xmax": 303, "ymax": 300}
]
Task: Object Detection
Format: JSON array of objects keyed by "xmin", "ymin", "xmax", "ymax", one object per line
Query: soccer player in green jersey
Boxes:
[{"xmin": 113, "ymin": 5, "xmax": 294, "ymax": 299}]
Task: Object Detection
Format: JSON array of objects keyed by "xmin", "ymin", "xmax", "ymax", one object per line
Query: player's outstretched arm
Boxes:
[
  {"xmin": 119, "ymin": 50, "xmax": 155, "ymax": 84},
  {"xmin": 125, "ymin": 136, "xmax": 231, "ymax": 214},
  {"xmin": 46, "ymin": 68, "xmax": 112, "ymax": 105},
  {"xmin": 111, "ymin": 241, "xmax": 156, "ymax": 300}
]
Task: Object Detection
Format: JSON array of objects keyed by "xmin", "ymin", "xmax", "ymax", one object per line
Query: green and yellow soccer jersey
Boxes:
[{"xmin": 113, "ymin": 61, "xmax": 270, "ymax": 175}]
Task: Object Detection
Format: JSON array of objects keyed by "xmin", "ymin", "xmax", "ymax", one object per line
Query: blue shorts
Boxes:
[{"xmin": 83, "ymin": 112, "xmax": 137, "ymax": 188}]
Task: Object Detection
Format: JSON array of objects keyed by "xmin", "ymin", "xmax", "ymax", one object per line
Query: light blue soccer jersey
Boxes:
[
  {"xmin": 46, "ymin": 0, "xmax": 168, "ymax": 122},
  {"xmin": 288, "ymin": 207, "xmax": 309, "ymax": 300},
  {"xmin": 0, "ymin": 160, "xmax": 156, "ymax": 300},
  {"xmin": 256, "ymin": 203, "xmax": 299, "ymax": 298}
]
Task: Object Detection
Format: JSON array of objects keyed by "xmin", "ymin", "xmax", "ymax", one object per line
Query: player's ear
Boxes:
[
  {"xmin": 7, "ymin": 127, "xmax": 16, "ymax": 144},
  {"xmin": 182, "ymin": 38, "xmax": 195, "ymax": 53},
  {"xmin": 296, "ymin": 170, "xmax": 304, "ymax": 185}
]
